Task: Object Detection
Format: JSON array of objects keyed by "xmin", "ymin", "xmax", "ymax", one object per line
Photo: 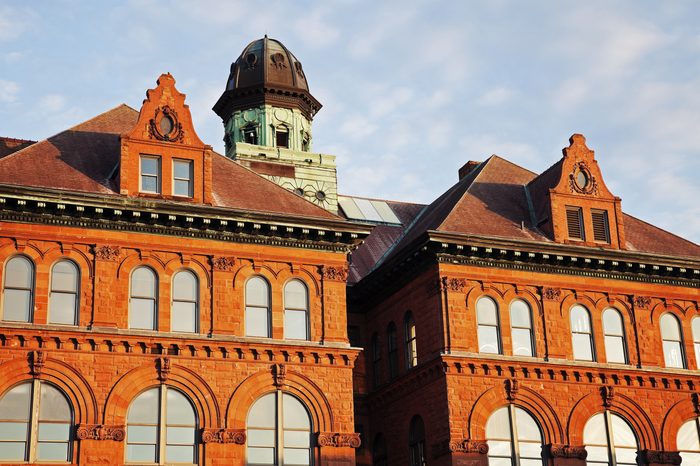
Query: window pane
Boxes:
[
  {"xmin": 247, "ymin": 447, "xmax": 275, "ymax": 464},
  {"xmin": 128, "ymin": 388, "xmax": 159, "ymax": 424},
  {"xmin": 283, "ymin": 394, "xmax": 310, "ymax": 430},
  {"xmin": 661, "ymin": 314, "xmax": 681, "ymax": 340},
  {"xmin": 38, "ymin": 423, "xmax": 70, "ymax": 441},
  {"xmin": 2, "ymin": 289, "xmax": 31, "ymax": 322},
  {"xmin": 486, "ymin": 407, "xmax": 511, "ymax": 439},
  {"xmin": 693, "ymin": 318, "xmax": 700, "ymax": 342},
  {"xmin": 586, "ymin": 445, "xmax": 609, "ymax": 462},
  {"xmin": 0, "ymin": 441, "xmax": 25, "ymax": 460},
  {"xmin": 36, "ymin": 442, "xmax": 69, "ymax": 461},
  {"xmin": 487, "ymin": 458, "xmax": 512, "ymax": 466},
  {"xmin": 285, "ymin": 309, "xmax": 308, "ymax": 340},
  {"xmin": 572, "ymin": 333, "xmax": 593, "ymax": 361},
  {"xmin": 248, "ymin": 394, "xmax": 276, "ymax": 429},
  {"xmin": 512, "ymin": 328, "xmax": 533, "ymax": 356},
  {"xmin": 615, "ymin": 446, "xmax": 638, "ymax": 464},
  {"xmin": 4, "ymin": 257, "xmax": 32, "ymax": 288},
  {"xmin": 141, "ymin": 157, "xmax": 159, "ymax": 175},
  {"xmin": 476, "ymin": 297, "xmax": 498, "ymax": 324},
  {"xmin": 246, "ymin": 307, "xmax": 269, "ymax": 337},
  {"xmin": 605, "ymin": 335, "xmax": 626, "ymax": 364},
  {"xmin": 284, "ymin": 430, "xmax": 310, "ymax": 448},
  {"xmin": 142, "ymin": 175, "xmax": 159, "ymax": 193},
  {"xmin": 172, "ymin": 301, "xmax": 196, "ymax": 333},
  {"xmin": 518, "ymin": 441, "xmax": 542, "ymax": 459},
  {"xmin": 283, "ymin": 447, "xmax": 310, "ymax": 465},
  {"xmin": 39, "ymin": 384, "xmax": 71, "ymax": 421},
  {"xmin": 128, "ymin": 425, "xmax": 158, "ymax": 443},
  {"xmin": 681, "ymin": 452, "xmax": 700, "ymax": 465},
  {"xmin": 174, "ymin": 160, "xmax": 192, "ymax": 179},
  {"xmin": 51, "ymin": 261, "xmax": 78, "ymax": 292},
  {"xmin": 0, "ymin": 422, "xmax": 28, "ymax": 440},
  {"xmin": 510, "ymin": 300, "xmax": 531, "ymax": 328},
  {"xmin": 248, "ymin": 429, "xmax": 275, "ymax": 447},
  {"xmin": 173, "ymin": 271, "xmax": 197, "ymax": 301},
  {"xmin": 603, "ymin": 309, "xmax": 623, "ymax": 334},
  {"xmin": 167, "ymin": 389, "xmax": 195, "ymax": 426},
  {"xmin": 570, "ymin": 305, "xmax": 591, "ymax": 332},
  {"xmin": 127, "ymin": 444, "xmax": 156, "ymax": 462},
  {"xmin": 664, "ymin": 341, "xmax": 684, "ymax": 368},
  {"xmin": 174, "ymin": 179, "xmax": 192, "ymax": 197},
  {"xmin": 515, "ymin": 408, "xmax": 541, "ymax": 442},
  {"xmin": 487, "ymin": 439, "xmax": 512, "ymax": 456},
  {"xmin": 246, "ymin": 277, "xmax": 269, "ymax": 307},
  {"xmin": 677, "ymin": 419, "xmax": 700, "ymax": 451},
  {"xmin": 584, "ymin": 413, "xmax": 607, "ymax": 444},
  {"xmin": 0, "ymin": 383, "xmax": 31, "ymax": 420},
  {"xmin": 611, "ymin": 415, "xmax": 637, "ymax": 448},
  {"xmin": 285, "ymin": 280, "xmax": 307, "ymax": 309},
  {"xmin": 166, "ymin": 445, "xmax": 195, "ymax": 463},
  {"xmin": 478, "ymin": 326, "xmax": 499, "ymax": 354},
  {"xmin": 131, "ymin": 268, "xmax": 156, "ymax": 298},
  {"xmin": 129, "ymin": 298, "xmax": 156, "ymax": 330},
  {"xmin": 49, "ymin": 292, "xmax": 77, "ymax": 325}
]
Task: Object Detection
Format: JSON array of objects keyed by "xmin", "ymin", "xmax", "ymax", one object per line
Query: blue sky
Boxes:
[{"xmin": 2, "ymin": 1, "xmax": 700, "ymax": 243}]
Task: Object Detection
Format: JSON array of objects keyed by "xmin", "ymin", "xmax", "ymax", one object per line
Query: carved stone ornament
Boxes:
[
  {"xmin": 201, "ymin": 428, "xmax": 246, "ymax": 444},
  {"xmin": 634, "ymin": 295, "xmax": 652, "ymax": 309},
  {"xmin": 569, "ymin": 161, "xmax": 599, "ymax": 195},
  {"xmin": 76, "ymin": 424, "xmax": 126, "ymax": 441},
  {"xmin": 272, "ymin": 363, "xmax": 287, "ymax": 388},
  {"xmin": 692, "ymin": 393, "xmax": 700, "ymax": 415},
  {"xmin": 94, "ymin": 245, "xmax": 121, "ymax": 261},
  {"xmin": 212, "ymin": 256, "xmax": 235, "ymax": 271},
  {"xmin": 448, "ymin": 439, "xmax": 489, "ymax": 454},
  {"xmin": 320, "ymin": 266, "xmax": 348, "ymax": 282},
  {"xmin": 440, "ymin": 277, "xmax": 467, "ymax": 293},
  {"xmin": 148, "ymin": 106, "xmax": 184, "ymax": 142},
  {"xmin": 157, "ymin": 357, "xmax": 171, "ymax": 382},
  {"xmin": 600, "ymin": 385, "xmax": 614, "ymax": 408},
  {"xmin": 542, "ymin": 287, "xmax": 562, "ymax": 301},
  {"xmin": 270, "ymin": 52, "xmax": 287, "ymax": 69},
  {"xmin": 317, "ymin": 432, "xmax": 362, "ymax": 448},
  {"xmin": 28, "ymin": 350, "xmax": 45, "ymax": 377},
  {"xmin": 639, "ymin": 450, "xmax": 682, "ymax": 465},
  {"xmin": 548, "ymin": 444, "xmax": 587, "ymax": 459},
  {"xmin": 505, "ymin": 379, "xmax": 519, "ymax": 401},
  {"xmin": 295, "ymin": 61, "xmax": 305, "ymax": 79}
]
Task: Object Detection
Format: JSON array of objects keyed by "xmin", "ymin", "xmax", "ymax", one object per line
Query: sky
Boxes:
[{"xmin": 2, "ymin": 1, "xmax": 700, "ymax": 242}]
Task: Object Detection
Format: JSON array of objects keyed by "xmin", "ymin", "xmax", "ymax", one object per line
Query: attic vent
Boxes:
[
  {"xmin": 591, "ymin": 209, "xmax": 610, "ymax": 243},
  {"xmin": 566, "ymin": 206, "xmax": 585, "ymax": 240}
]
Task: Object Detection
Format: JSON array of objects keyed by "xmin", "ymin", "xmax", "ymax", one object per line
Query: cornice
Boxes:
[{"xmin": 0, "ymin": 187, "xmax": 368, "ymax": 253}]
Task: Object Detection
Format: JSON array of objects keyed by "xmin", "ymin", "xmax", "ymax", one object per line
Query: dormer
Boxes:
[
  {"xmin": 527, "ymin": 134, "xmax": 625, "ymax": 249},
  {"xmin": 120, "ymin": 73, "xmax": 213, "ymax": 204}
]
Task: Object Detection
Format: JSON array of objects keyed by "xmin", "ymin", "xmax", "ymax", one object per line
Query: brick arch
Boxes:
[
  {"xmin": 163, "ymin": 257, "xmax": 212, "ymax": 289},
  {"xmin": 0, "ymin": 241, "xmax": 45, "ymax": 262},
  {"xmin": 650, "ymin": 302, "xmax": 686, "ymax": 324},
  {"xmin": 661, "ymin": 398, "xmax": 697, "ymax": 450},
  {"xmin": 226, "ymin": 367, "xmax": 333, "ymax": 432},
  {"xmin": 103, "ymin": 362, "xmax": 220, "ymax": 427},
  {"xmin": 0, "ymin": 356, "xmax": 98, "ymax": 424},
  {"xmin": 567, "ymin": 391, "xmax": 658, "ymax": 449},
  {"xmin": 232, "ymin": 263, "xmax": 277, "ymax": 290},
  {"xmin": 116, "ymin": 252, "xmax": 167, "ymax": 278},
  {"xmin": 559, "ymin": 292, "xmax": 597, "ymax": 318},
  {"xmin": 468, "ymin": 385, "xmax": 563, "ymax": 444},
  {"xmin": 277, "ymin": 268, "xmax": 321, "ymax": 298},
  {"xmin": 43, "ymin": 246, "xmax": 94, "ymax": 278}
]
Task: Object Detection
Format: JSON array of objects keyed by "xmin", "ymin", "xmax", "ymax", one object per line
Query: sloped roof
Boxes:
[
  {"xmin": 0, "ymin": 137, "xmax": 36, "ymax": 159},
  {"xmin": 0, "ymin": 105, "xmax": 338, "ymax": 220}
]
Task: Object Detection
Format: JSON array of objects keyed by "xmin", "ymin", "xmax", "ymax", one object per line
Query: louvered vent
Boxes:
[
  {"xmin": 566, "ymin": 206, "xmax": 584, "ymax": 240},
  {"xmin": 591, "ymin": 209, "xmax": 610, "ymax": 243}
]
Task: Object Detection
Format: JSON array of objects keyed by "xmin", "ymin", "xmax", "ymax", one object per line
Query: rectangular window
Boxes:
[
  {"xmin": 565, "ymin": 206, "xmax": 585, "ymax": 240},
  {"xmin": 591, "ymin": 209, "xmax": 610, "ymax": 243},
  {"xmin": 140, "ymin": 156, "xmax": 161, "ymax": 194},
  {"xmin": 172, "ymin": 159, "xmax": 193, "ymax": 197},
  {"xmin": 276, "ymin": 128, "xmax": 289, "ymax": 148}
]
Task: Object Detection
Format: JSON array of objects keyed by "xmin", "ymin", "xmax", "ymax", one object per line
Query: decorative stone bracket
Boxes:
[
  {"xmin": 201, "ymin": 428, "xmax": 246, "ymax": 444},
  {"xmin": 316, "ymin": 432, "xmax": 361, "ymax": 448},
  {"xmin": 319, "ymin": 266, "xmax": 348, "ymax": 282},
  {"xmin": 76, "ymin": 424, "xmax": 126, "ymax": 441},
  {"xmin": 28, "ymin": 350, "xmax": 45, "ymax": 377},
  {"xmin": 548, "ymin": 444, "xmax": 587, "ymax": 459},
  {"xmin": 638, "ymin": 450, "xmax": 682, "ymax": 465}
]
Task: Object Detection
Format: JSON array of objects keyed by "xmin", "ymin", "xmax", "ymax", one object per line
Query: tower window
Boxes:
[
  {"xmin": 565, "ymin": 205, "xmax": 585, "ymax": 240},
  {"xmin": 140, "ymin": 155, "xmax": 161, "ymax": 194},
  {"xmin": 591, "ymin": 209, "xmax": 610, "ymax": 243},
  {"xmin": 173, "ymin": 159, "xmax": 193, "ymax": 197},
  {"xmin": 243, "ymin": 127, "xmax": 258, "ymax": 145},
  {"xmin": 275, "ymin": 127, "xmax": 289, "ymax": 148}
]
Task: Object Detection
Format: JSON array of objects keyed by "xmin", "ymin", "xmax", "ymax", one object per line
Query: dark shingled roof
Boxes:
[{"xmin": 0, "ymin": 137, "xmax": 36, "ymax": 159}]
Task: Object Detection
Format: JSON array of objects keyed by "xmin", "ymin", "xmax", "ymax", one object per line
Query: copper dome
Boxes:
[{"xmin": 213, "ymin": 36, "xmax": 321, "ymax": 121}]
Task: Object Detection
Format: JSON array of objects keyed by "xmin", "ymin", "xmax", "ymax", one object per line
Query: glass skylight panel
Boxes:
[
  {"xmin": 338, "ymin": 197, "xmax": 364, "ymax": 220},
  {"xmin": 353, "ymin": 198, "xmax": 383, "ymax": 222},
  {"xmin": 371, "ymin": 200, "xmax": 401, "ymax": 223}
]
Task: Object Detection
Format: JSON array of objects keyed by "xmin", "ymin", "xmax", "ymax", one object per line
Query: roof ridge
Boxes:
[
  {"xmin": 434, "ymin": 155, "xmax": 493, "ymax": 231},
  {"xmin": 488, "ymin": 153, "xmax": 538, "ymax": 177},
  {"xmin": 526, "ymin": 157, "xmax": 562, "ymax": 188}
]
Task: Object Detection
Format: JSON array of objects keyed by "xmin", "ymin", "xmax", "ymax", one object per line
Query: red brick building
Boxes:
[{"xmin": 1, "ymin": 37, "xmax": 700, "ymax": 466}]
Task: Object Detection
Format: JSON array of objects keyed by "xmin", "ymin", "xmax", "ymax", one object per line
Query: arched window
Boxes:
[
  {"xmin": 284, "ymin": 280, "xmax": 309, "ymax": 340},
  {"xmin": 405, "ymin": 312, "xmax": 417, "ymax": 369},
  {"xmin": 477, "ymin": 297, "xmax": 501, "ymax": 354},
  {"xmin": 49, "ymin": 260, "xmax": 79, "ymax": 325},
  {"xmin": 387, "ymin": 323, "xmax": 398, "ymax": 380},
  {"xmin": 2, "ymin": 256, "xmax": 34, "ymax": 322},
  {"xmin": 583, "ymin": 412, "xmax": 638, "ymax": 466},
  {"xmin": 660, "ymin": 313, "xmax": 685, "ymax": 368},
  {"xmin": 372, "ymin": 433, "xmax": 388, "ymax": 466},
  {"xmin": 246, "ymin": 392, "xmax": 312, "ymax": 465},
  {"xmin": 371, "ymin": 333, "xmax": 381, "ymax": 389},
  {"xmin": 171, "ymin": 270, "xmax": 198, "ymax": 333},
  {"xmin": 409, "ymin": 416, "xmax": 426, "ymax": 466},
  {"xmin": 246, "ymin": 276, "xmax": 271, "ymax": 338},
  {"xmin": 130, "ymin": 267, "xmax": 158, "ymax": 330},
  {"xmin": 677, "ymin": 417, "xmax": 700, "ymax": 465},
  {"xmin": 571, "ymin": 305, "xmax": 595, "ymax": 361},
  {"xmin": 693, "ymin": 317, "xmax": 700, "ymax": 369},
  {"xmin": 510, "ymin": 299, "xmax": 534, "ymax": 357},
  {"xmin": 602, "ymin": 308, "xmax": 627, "ymax": 364},
  {"xmin": 486, "ymin": 406, "xmax": 544, "ymax": 466},
  {"xmin": 126, "ymin": 386, "xmax": 197, "ymax": 464},
  {"xmin": 0, "ymin": 381, "xmax": 72, "ymax": 462}
]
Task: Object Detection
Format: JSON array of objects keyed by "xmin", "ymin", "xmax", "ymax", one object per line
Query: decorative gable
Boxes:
[
  {"xmin": 119, "ymin": 73, "xmax": 213, "ymax": 204},
  {"xmin": 529, "ymin": 134, "xmax": 625, "ymax": 249}
]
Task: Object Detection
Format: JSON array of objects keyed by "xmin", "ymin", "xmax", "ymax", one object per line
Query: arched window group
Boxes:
[
  {"xmin": 583, "ymin": 412, "xmax": 638, "ymax": 466},
  {"xmin": 476, "ymin": 296, "xmax": 535, "ymax": 357},
  {"xmin": 486, "ymin": 406, "xmax": 543, "ymax": 466},
  {"xmin": 677, "ymin": 417, "xmax": 700, "ymax": 465},
  {"xmin": 373, "ymin": 311, "xmax": 419, "ymax": 388},
  {"xmin": 245, "ymin": 277, "xmax": 309, "ymax": 340}
]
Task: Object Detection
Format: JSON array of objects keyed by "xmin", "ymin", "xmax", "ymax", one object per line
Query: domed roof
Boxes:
[{"xmin": 213, "ymin": 36, "xmax": 321, "ymax": 121}]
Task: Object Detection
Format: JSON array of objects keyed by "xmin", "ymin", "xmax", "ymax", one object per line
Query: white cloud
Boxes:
[
  {"xmin": 292, "ymin": 7, "xmax": 340, "ymax": 48},
  {"xmin": 0, "ymin": 80, "xmax": 19, "ymax": 103},
  {"xmin": 0, "ymin": 6, "xmax": 28, "ymax": 41},
  {"xmin": 476, "ymin": 87, "xmax": 514, "ymax": 107},
  {"xmin": 39, "ymin": 94, "xmax": 66, "ymax": 113},
  {"xmin": 339, "ymin": 115, "xmax": 377, "ymax": 138}
]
